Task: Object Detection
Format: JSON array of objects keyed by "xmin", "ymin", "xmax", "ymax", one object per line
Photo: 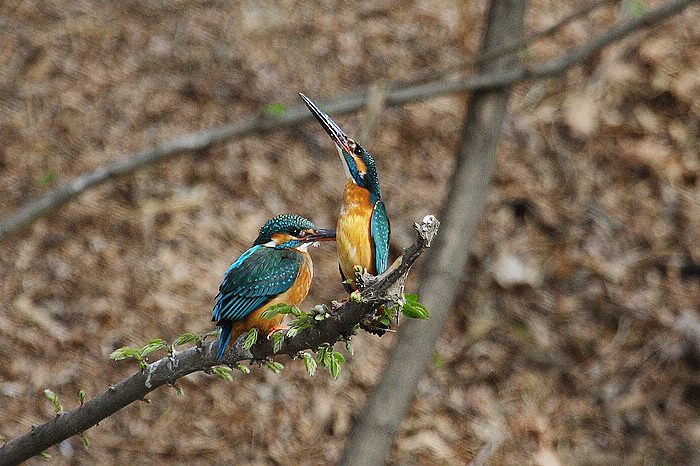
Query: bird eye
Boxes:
[
  {"xmin": 352, "ymin": 143, "xmax": 362, "ymax": 156},
  {"xmin": 289, "ymin": 227, "xmax": 301, "ymax": 236}
]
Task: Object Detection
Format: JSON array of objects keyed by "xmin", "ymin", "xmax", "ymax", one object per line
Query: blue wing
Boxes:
[
  {"xmin": 212, "ymin": 246, "xmax": 303, "ymax": 323},
  {"xmin": 371, "ymin": 200, "xmax": 390, "ymax": 274}
]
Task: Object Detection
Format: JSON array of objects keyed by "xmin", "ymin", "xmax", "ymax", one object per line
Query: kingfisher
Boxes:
[
  {"xmin": 299, "ymin": 93, "xmax": 390, "ymax": 294},
  {"xmin": 213, "ymin": 214, "xmax": 335, "ymax": 360}
]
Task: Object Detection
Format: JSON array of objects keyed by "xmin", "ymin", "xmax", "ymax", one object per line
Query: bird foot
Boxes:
[{"xmin": 267, "ymin": 325, "xmax": 289, "ymax": 337}]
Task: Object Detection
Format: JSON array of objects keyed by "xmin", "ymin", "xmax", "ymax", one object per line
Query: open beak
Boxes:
[
  {"xmin": 299, "ymin": 93, "xmax": 353, "ymax": 154},
  {"xmin": 305, "ymin": 228, "xmax": 336, "ymax": 242}
]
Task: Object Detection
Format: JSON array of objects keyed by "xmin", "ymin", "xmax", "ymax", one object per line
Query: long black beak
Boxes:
[
  {"xmin": 305, "ymin": 228, "xmax": 336, "ymax": 242},
  {"xmin": 299, "ymin": 93, "xmax": 353, "ymax": 153}
]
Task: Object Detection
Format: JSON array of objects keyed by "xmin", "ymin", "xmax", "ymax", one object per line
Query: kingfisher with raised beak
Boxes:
[
  {"xmin": 299, "ymin": 93, "xmax": 390, "ymax": 294},
  {"xmin": 213, "ymin": 214, "xmax": 335, "ymax": 360}
]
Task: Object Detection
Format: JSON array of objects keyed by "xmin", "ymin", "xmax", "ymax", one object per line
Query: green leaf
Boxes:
[
  {"xmin": 384, "ymin": 305, "xmax": 396, "ymax": 318},
  {"xmin": 174, "ymin": 386, "xmax": 184, "ymax": 396},
  {"xmin": 287, "ymin": 311, "xmax": 313, "ymax": 338},
  {"xmin": 234, "ymin": 364, "xmax": 250, "ymax": 374},
  {"xmin": 213, "ymin": 366, "xmax": 233, "ymax": 381},
  {"xmin": 260, "ymin": 307, "xmax": 278, "ymax": 320},
  {"xmin": 401, "ymin": 294, "xmax": 430, "ymax": 319},
  {"xmin": 316, "ymin": 344, "xmax": 334, "ymax": 368},
  {"xmin": 242, "ymin": 328, "xmax": 258, "ymax": 350},
  {"xmin": 266, "ymin": 361, "xmax": 284, "ymax": 374},
  {"xmin": 202, "ymin": 329, "xmax": 220, "ymax": 341},
  {"xmin": 261, "ymin": 303, "xmax": 295, "ymax": 320},
  {"xmin": 81, "ymin": 434, "xmax": 90, "ymax": 449},
  {"xmin": 302, "ymin": 353, "xmax": 317, "ymax": 377},
  {"xmin": 109, "ymin": 346, "xmax": 141, "ymax": 361},
  {"xmin": 44, "ymin": 388, "xmax": 61, "ymax": 413},
  {"xmin": 141, "ymin": 339, "xmax": 166, "ymax": 357},
  {"xmin": 350, "ymin": 291, "xmax": 362, "ymax": 302},
  {"xmin": 432, "ymin": 352, "xmax": 444, "ymax": 370},
  {"xmin": 345, "ymin": 342, "xmax": 354, "ymax": 356},
  {"xmin": 380, "ymin": 317, "xmax": 391, "ymax": 326},
  {"xmin": 272, "ymin": 332, "xmax": 284, "ymax": 354},
  {"xmin": 41, "ymin": 452, "xmax": 52, "ymax": 460},
  {"xmin": 333, "ymin": 352, "xmax": 345, "ymax": 363},
  {"xmin": 329, "ymin": 359, "xmax": 340, "ymax": 379},
  {"xmin": 174, "ymin": 333, "xmax": 197, "ymax": 346},
  {"xmin": 37, "ymin": 170, "xmax": 57, "ymax": 187},
  {"xmin": 264, "ymin": 102, "xmax": 287, "ymax": 116}
]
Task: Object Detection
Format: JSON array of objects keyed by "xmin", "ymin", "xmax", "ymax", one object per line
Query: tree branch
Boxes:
[
  {"xmin": 338, "ymin": 0, "xmax": 527, "ymax": 463},
  {"xmin": 1, "ymin": 0, "xmax": 693, "ymax": 241},
  {"xmin": 0, "ymin": 216, "xmax": 439, "ymax": 466},
  {"xmin": 340, "ymin": 0, "xmax": 698, "ymax": 462},
  {"xmin": 472, "ymin": 0, "xmax": 618, "ymax": 66},
  {"xmin": 403, "ymin": 0, "xmax": 620, "ymax": 86}
]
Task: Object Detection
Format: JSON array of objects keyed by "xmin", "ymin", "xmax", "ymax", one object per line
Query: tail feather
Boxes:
[{"xmin": 216, "ymin": 322, "xmax": 233, "ymax": 360}]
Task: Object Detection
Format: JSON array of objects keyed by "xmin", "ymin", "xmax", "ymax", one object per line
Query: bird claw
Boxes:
[{"xmin": 267, "ymin": 325, "xmax": 289, "ymax": 338}]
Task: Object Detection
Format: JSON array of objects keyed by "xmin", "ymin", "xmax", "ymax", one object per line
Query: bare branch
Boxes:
[
  {"xmin": 403, "ymin": 0, "xmax": 620, "ymax": 85},
  {"xmin": 1, "ymin": 0, "xmax": 694, "ymax": 241},
  {"xmin": 341, "ymin": 1, "xmax": 698, "ymax": 462},
  {"xmin": 339, "ymin": 0, "xmax": 527, "ymax": 463},
  {"xmin": 473, "ymin": 0, "xmax": 619, "ymax": 66},
  {"xmin": 0, "ymin": 216, "xmax": 438, "ymax": 466}
]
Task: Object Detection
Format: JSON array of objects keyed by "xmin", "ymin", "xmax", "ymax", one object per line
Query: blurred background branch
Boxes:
[
  {"xmin": 339, "ymin": 1, "xmax": 526, "ymax": 464},
  {"xmin": 0, "ymin": 0, "xmax": 692, "ymax": 242}
]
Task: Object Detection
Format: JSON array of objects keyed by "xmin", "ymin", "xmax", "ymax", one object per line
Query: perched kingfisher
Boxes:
[
  {"xmin": 300, "ymin": 93, "xmax": 390, "ymax": 293},
  {"xmin": 213, "ymin": 214, "xmax": 335, "ymax": 360}
]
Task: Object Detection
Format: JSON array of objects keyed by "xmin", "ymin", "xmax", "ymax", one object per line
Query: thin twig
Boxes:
[
  {"xmin": 1, "ymin": 0, "xmax": 693, "ymax": 241},
  {"xmin": 475, "ymin": 0, "xmax": 619, "ymax": 65},
  {"xmin": 402, "ymin": 0, "xmax": 620, "ymax": 86},
  {"xmin": 0, "ymin": 216, "xmax": 439, "ymax": 465}
]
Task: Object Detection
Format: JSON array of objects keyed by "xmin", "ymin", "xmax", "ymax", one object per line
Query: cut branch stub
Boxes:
[{"xmin": 357, "ymin": 214, "xmax": 440, "ymax": 307}]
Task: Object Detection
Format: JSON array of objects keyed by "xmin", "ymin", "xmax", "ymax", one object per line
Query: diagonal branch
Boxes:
[
  {"xmin": 472, "ymin": 0, "xmax": 619, "ymax": 66},
  {"xmin": 403, "ymin": 0, "xmax": 620, "ymax": 86},
  {"xmin": 0, "ymin": 216, "xmax": 439, "ymax": 466},
  {"xmin": 1, "ymin": 0, "xmax": 694, "ymax": 241}
]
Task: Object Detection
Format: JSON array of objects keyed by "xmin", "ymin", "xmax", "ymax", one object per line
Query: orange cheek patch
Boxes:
[
  {"xmin": 354, "ymin": 157, "xmax": 368, "ymax": 175},
  {"xmin": 270, "ymin": 233, "xmax": 293, "ymax": 244}
]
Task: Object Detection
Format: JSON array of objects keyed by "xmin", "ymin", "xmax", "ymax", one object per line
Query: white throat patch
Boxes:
[
  {"xmin": 295, "ymin": 241, "xmax": 317, "ymax": 252},
  {"xmin": 336, "ymin": 145, "xmax": 352, "ymax": 180}
]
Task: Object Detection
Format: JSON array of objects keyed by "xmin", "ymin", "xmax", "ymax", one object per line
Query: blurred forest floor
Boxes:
[{"xmin": 1, "ymin": 0, "xmax": 698, "ymax": 464}]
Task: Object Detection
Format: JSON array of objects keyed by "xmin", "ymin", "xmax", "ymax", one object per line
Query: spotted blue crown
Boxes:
[{"xmin": 253, "ymin": 214, "xmax": 317, "ymax": 246}]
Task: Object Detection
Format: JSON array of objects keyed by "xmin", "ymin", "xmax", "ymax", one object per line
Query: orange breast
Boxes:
[{"xmin": 337, "ymin": 182, "xmax": 375, "ymax": 284}]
